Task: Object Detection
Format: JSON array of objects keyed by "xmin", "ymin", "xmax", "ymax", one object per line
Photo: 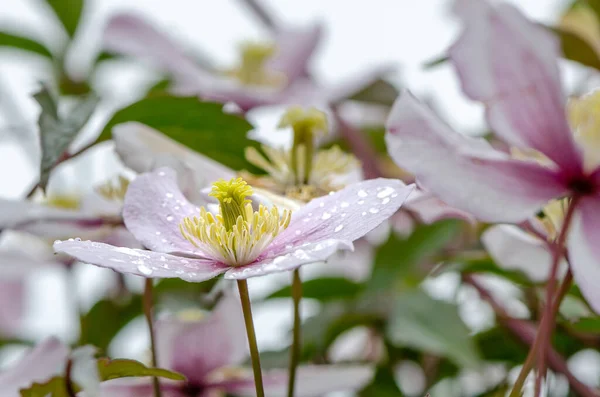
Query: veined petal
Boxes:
[
  {"xmin": 0, "ymin": 338, "xmax": 68, "ymax": 392},
  {"xmin": 123, "ymin": 167, "xmax": 202, "ymax": 253},
  {"xmin": 103, "ymin": 14, "xmax": 207, "ymax": 82},
  {"xmin": 219, "ymin": 365, "xmax": 374, "ymax": 397},
  {"xmin": 156, "ymin": 293, "xmax": 246, "ymax": 383},
  {"xmin": 568, "ymin": 196, "xmax": 600, "ymax": 313},
  {"xmin": 482, "ymin": 224, "xmax": 566, "ymax": 282},
  {"xmin": 268, "ymin": 24, "xmax": 322, "ymax": 83},
  {"xmin": 53, "ymin": 240, "xmax": 227, "ymax": 282},
  {"xmin": 385, "ymin": 92, "xmax": 568, "ymax": 223},
  {"xmin": 449, "ymin": 0, "xmax": 582, "ymax": 172}
]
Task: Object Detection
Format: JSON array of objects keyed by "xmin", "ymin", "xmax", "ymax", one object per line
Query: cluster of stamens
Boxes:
[
  {"xmin": 95, "ymin": 175, "xmax": 131, "ymax": 202},
  {"xmin": 226, "ymin": 42, "xmax": 285, "ymax": 87}
]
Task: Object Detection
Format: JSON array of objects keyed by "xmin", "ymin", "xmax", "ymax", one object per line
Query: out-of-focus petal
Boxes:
[
  {"xmin": 0, "ymin": 338, "xmax": 68, "ymax": 393},
  {"xmin": 219, "ymin": 365, "xmax": 374, "ymax": 397},
  {"xmin": 157, "ymin": 293, "xmax": 246, "ymax": 383},
  {"xmin": 324, "ymin": 65, "xmax": 395, "ymax": 104},
  {"xmin": 53, "ymin": 240, "xmax": 227, "ymax": 282},
  {"xmin": 482, "ymin": 224, "xmax": 567, "ymax": 282},
  {"xmin": 568, "ymin": 195, "xmax": 600, "ymax": 313},
  {"xmin": 268, "ymin": 24, "xmax": 322, "ymax": 83},
  {"xmin": 0, "ymin": 280, "xmax": 24, "ymax": 335},
  {"xmin": 385, "ymin": 92, "xmax": 568, "ymax": 223},
  {"xmin": 70, "ymin": 346, "xmax": 101, "ymax": 397},
  {"xmin": 103, "ymin": 14, "xmax": 206, "ymax": 82},
  {"xmin": 123, "ymin": 167, "xmax": 201, "ymax": 253},
  {"xmin": 404, "ymin": 189, "xmax": 476, "ymax": 225},
  {"xmin": 449, "ymin": 0, "xmax": 582, "ymax": 172}
]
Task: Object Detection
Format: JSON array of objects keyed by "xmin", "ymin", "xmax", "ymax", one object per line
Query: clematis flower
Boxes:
[
  {"xmin": 385, "ymin": 0, "xmax": 600, "ymax": 312},
  {"xmin": 53, "ymin": 166, "xmax": 412, "ymax": 281},
  {"xmin": 99, "ymin": 293, "xmax": 374, "ymax": 396}
]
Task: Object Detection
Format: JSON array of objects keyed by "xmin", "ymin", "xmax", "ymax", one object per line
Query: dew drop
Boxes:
[
  {"xmin": 158, "ymin": 171, "xmax": 166, "ymax": 176},
  {"xmin": 166, "ymin": 193, "xmax": 174, "ymax": 198},
  {"xmin": 362, "ymin": 212, "xmax": 367, "ymax": 216},
  {"xmin": 155, "ymin": 231, "xmax": 161, "ymax": 236},
  {"xmin": 334, "ymin": 225, "xmax": 344, "ymax": 232},
  {"xmin": 341, "ymin": 213, "xmax": 347, "ymax": 218},
  {"xmin": 286, "ymin": 244, "xmax": 293, "ymax": 249},
  {"xmin": 357, "ymin": 190, "xmax": 368, "ymax": 198},
  {"xmin": 166, "ymin": 215, "xmax": 174, "ymax": 222},
  {"xmin": 160, "ymin": 256, "xmax": 166, "ymax": 261},
  {"xmin": 67, "ymin": 238, "xmax": 74, "ymax": 242},
  {"xmin": 321, "ymin": 212, "xmax": 332, "ymax": 220},
  {"xmin": 340, "ymin": 202, "xmax": 349, "ymax": 208},
  {"xmin": 391, "ymin": 193, "xmax": 398, "ymax": 198},
  {"xmin": 376, "ymin": 187, "xmax": 395, "ymax": 198},
  {"xmin": 74, "ymin": 237, "xmax": 81, "ymax": 241},
  {"xmin": 369, "ymin": 208, "xmax": 380, "ymax": 214},
  {"xmin": 137, "ymin": 264, "xmax": 152, "ymax": 275},
  {"xmin": 358, "ymin": 200, "xmax": 365, "ymax": 205},
  {"xmin": 174, "ymin": 206, "xmax": 180, "ymax": 210},
  {"xmin": 382, "ymin": 197, "xmax": 390, "ymax": 205},
  {"xmin": 295, "ymin": 230, "xmax": 302, "ymax": 235},
  {"xmin": 54, "ymin": 240, "xmax": 62, "ymax": 245},
  {"xmin": 319, "ymin": 202, "xmax": 325, "ymax": 208}
]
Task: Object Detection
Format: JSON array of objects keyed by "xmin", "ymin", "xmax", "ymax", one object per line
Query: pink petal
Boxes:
[
  {"xmin": 0, "ymin": 280, "xmax": 24, "ymax": 335},
  {"xmin": 0, "ymin": 338, "xmax": 68, "ymax": 392},
  {"xmin": 123, "ymin": 167, "xmax": 202, "ymax": 253},
  {"xmin": 53, "ymin": 240, "xmax": 227, "ymax": 282},
  {"xmin": 156, "ymin": 293, "xmax": 246, "ymax": 383},
  {"xmin": 568, "ymin": 196, "xmax": 600, "ymax": 313},
  {"xmin": 103, "ymin": 14, "xmax": 206, "ymax": 82},
  {"xmin": 482, "ymin": 225, "xmax": 566, "ymax": 282},
  {"xmin": 385, "ymin": 92, "xmax": 568, "ymax": 223},
  {"xmin": 449, "ymin": 0, "xmax": 582, "ymax": 172},
  {"xmin": 324, "ymin": 65, "xmax": 395, "ymax": 104},
  {"xmin": 404, "ymin": 189, "xmax": 476, "ymax": 225},
  {"xmin": 268, "ymin": 24, "xmax": 322, "ymax": 83},
  {"xmin": 219, "ymin": 365, "xmax": 374, "ymax": 397}
]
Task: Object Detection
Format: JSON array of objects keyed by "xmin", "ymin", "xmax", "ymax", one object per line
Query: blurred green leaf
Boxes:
[
  {"xmin": 475, "ymin": 327, "xmax": 527, "ymax": 363},
  {"xmin": 34, "ymin": 87, "xmax": 99, "ymax": 190},
  {"xmin": 44, "ymin": 0, "xmax": 85, "ymax": 37},
  {"xmin": 423, "ymin": 55, "xmax": 448, "ymax": 69},
  {"xmin": 349, "ymin": 78, "xmax": 399, "ymax": 106},
  {"xmin": 20, "ymin": 377, "xmax": 68, "ymax": 397},
  {"xmin": 97, "ymin": 358, "xmax": 185, "ymax": 381},
  {"xmin": 551, "ymin": 26, "xmax": 600, "ymax": 70},
  {"xmin": 387, "ymin": 289, "xmax": 480, "ymax": 368},
  {"xmin": 0, "ymin": 31, "xmax": 53, "ymax": 58},
  {"xmin": 267, "ymin": 278, "xmax": 363, "ymax": 301},
  {"xmin": 570, "ymin": 317, "xmax": 600, "ymax": 333},
  {"xmin": 359, "ymin": 367, "xmax": 404, "ymax": 397},
  {"xmin": 455, "ymin": 257, "xmax": 533, "ymax": 286},
  {"xmin": 79, "ymin": 295, "xmax": 142, "ymax": 353},
  {"xmin": 98, "ymin": 96, "xmax": 262, "ymax": 172},
  {"xmin": 367, "ymin": 220, "xmax": 462, "ymax": 292}
]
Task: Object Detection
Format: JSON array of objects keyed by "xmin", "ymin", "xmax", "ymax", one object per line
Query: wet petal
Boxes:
[
  {"xmin": 404, "ymin": 189, "xmax": 476, "ymax": 225},
  {"xmin": 385, "ymin": 92, "xmax": 568, "ymax": 223},
  {"xmin": 0, "ymin": 337, "xmax": 68, "ymax": 392},
  {"xmin": 53, "ymin": 240, "xmax": 227, "ymax": 282},
  {"xmin": 103, "ymin": 14, "xmax": 207, "ymax": 81},
  {"xmin": 449, "ymin": 0, "xmax": 582, "ymax": 172},
  {"xmin": 568, "ymin": 196, "xmax": 600, "ymax": 313},
  {"xmin": 482, "ymin": 225, "xmax": 566, "ymax": 282},
  {"xmin": 123, "ymin": 167, "xmax": 202, "ymax": 253},
  {"xmin": 219, "ymin": 365, "xmax": 374, "ymax": 397},
  {"xmin": 157, "ymin": 293, "xmax": 246, "ymax": 383},
  {"xmin": 225, "ymin": 239, "xmax": 352, "ymax": 279},
  {"xmin": 268, "ymin": 24, "xmax": 322, "ymax": 83}
]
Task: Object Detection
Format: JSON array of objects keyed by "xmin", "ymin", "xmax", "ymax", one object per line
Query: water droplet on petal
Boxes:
[
  {"xmin": 369, "ymin": 208, "xmax": 380, "ymax": 214},
  {"xmin": 319, "ymin": 202, "xmax": 325, "ymax": 207},
  {"xmin": 68, "ymin": 238, "xmax": 74, "ymax": 242},
  {"xmin": 166, "ymin": 193, "xmax": 174, "ymax": 198},
  {"xmin": 160, "ymin": 256, "xmax": 166, "ymax": 261},
  {"xmin": 391, "ymin": 193, "xmax": 398, "ymax": 198},
  {"xmin": 174, "ymin": 206, "xmax": 180, "ymax": 210},
  {"xmin": 358, "ymin": 190, "xmax": 368, "ymax": 198},
  {"xmin": 295, "ymin": 230, "xmax": 302, "ymax": 235},
  {"xmin": 54, "ymin": 240, "xmax": 62, "ymax": 245},
  {"xmin": 138, "ymin": 264, "xmax": 152, "ymax": 275},
  {"xmin": 166, "ymin": 215, "xmax": 174, "ymax": 222},
  {"xmin": 321, "ymin": 212, "xmax": 332, "ymax": 220},
  {"xmin": 155, "ymin": 231, "xmax": 161, "ymax": 235},
  {"xmin": 358, "ymin": 200, "xmax": 365, "ymax": 205},
  {"xmin": 158, "ymin": 171, "xmax": 166, "ymax": 176},
  {"xmin": 340, "ymin": 202, "xmax": 349, "ymax": 208},
  {"xmin": 362, "ymin": 212, "xmax": 367, "ymax": 216},
  {"xmin": 377, "ymin": 187, "xmax": 395, "ymax": 198},
  {"xmin": 334, "ymin": 225, "xmax": 344, "ymax": 232},
  {"xmin": 341, "ymin": 213, "xmax": 347, "ymax": 218},
  {"xmin": 382, "ymin": 197, "xmax": 390, "ymax": 205}
]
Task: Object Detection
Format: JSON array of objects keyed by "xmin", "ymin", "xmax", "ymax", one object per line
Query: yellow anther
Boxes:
[
  {"xmin": 539, "ymin": 198, "xmax": 569, "ymax": 241},
  {"xmin": 95, "ymin": 175, "xmax": 130, "ymax": 202},
  {"xmin": 45, "ymin": 194, "xmax": 81, "ymax": 210},
  {"xmin": 278, "ymin": 106, "xmax": 329, "ymax": 138},
  {"xmin": 176, "ymin": 309, "xmax": 205, "ymax": 322},
  {"xmin": 227, "ymin": 41, "xmax": 284, "ymax": 86},
  {"xmin": 568, "ymin": 90, "xmax": 600, "ymax": 172},
  {"xmin": 210, "ymin": 178, "xmax": 253, "ymax": 231}
]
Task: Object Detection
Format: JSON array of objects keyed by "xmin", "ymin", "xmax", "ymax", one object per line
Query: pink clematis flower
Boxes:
[
  {"xmin": 54, "ymin": 167, "xmax": 412, "ymax": 281},
  {"xmin": 99, "ymin": 293, "xmax": 374, "ymax": 396},
  {"xmin": 385, "ymin": 0, "xmax": 600, "ymax": 312}
]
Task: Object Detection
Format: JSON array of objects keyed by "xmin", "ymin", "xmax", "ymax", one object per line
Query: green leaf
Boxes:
[
  {"xmin": 44, "ymin": 0, "xmax": 85, "ymax": 37},
  {"xmin": 423, "ymin": 55, "xmax": 449, "ymax": 69},
  {"xmin": 359, "ymin": 367, "xmax": 404, "ymax": 397},
  {"xmin": 570, "ymin": 317, "xmax": 600, "ymax": 333},
  {"xmin": 20, "ymin": 377, "xmax": 68, "ymax": 397},
  {"xmin": 551, "ymin": 26, "xmax": 600, "ymax": 70},
  {"xmin": 267, "ymin": 278, "xmax": 363, "ymax": 301},
  {"xmin": 349, "ymin": 78, "xmax": 399, "ymax": 106},
  {"xmin": 34, "ymin": 87, "xmax": 99, "ymax": 190},
  {"xmin": 0, "ymin": 31, "xmax": 53, "ymax": 58},
  {"xmin": 98, "ymin": 96, "xmax": 261, "ymax": 172},
  {"xmin": 386, "ymin": 289, "xmax": 480, "ymax": 368},
  {"xmin": 79, "ymin": 295, "xmax": 143, "ymax": 353},
  {"xmin": 97, "ymin": 358, "xmax": 185, "ymax": 381}
]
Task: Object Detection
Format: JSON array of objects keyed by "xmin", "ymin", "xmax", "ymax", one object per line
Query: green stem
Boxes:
[
  {"xmin": 237, "ymin": 280, "xmax": 265, "ymax": 397},
  {"xmin": 287, "ymin": 269, "xmax": 303, "ymax": 397},
  {"xmin": 508, "ymin": 336, "xmax": 539, "ymax": 397},
  {"xmin": 143, "ymin": 278, "xmax": 161, "ymax": 397}
]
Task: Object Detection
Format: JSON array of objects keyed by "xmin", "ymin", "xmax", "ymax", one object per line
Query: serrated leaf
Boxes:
[
  {"xmin": 44, "ymin": 0, "xmax": 85, "ymax": 37},
  {"xmin": 20, "ymin": 376, "xmax": 69, "ymax": 397},
  {"xmin": 387, "ymin": 290, "xmax": 480, "ymax": 368},
  {"xmin": 267, "ymin": 278, "xmax": 362, "ymax": 301},
  {"xmin": 97, "ymin": 96, "xmax": 262, "ymax": 172},
  {"xmin": 0, "ymin": 31, "xmax": 53, "ymax": 58},
  {"xmin": 34, "ymin": 87, "xmax": 99, "ymax": 190},
  {"xmin": 97, "ymin": 358, "xmax": 185, "ymax": 381}
]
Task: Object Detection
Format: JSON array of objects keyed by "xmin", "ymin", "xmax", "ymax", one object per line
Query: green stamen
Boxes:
[{"xmin": 209, "ymin": 178, "xmax": 253, "ymax": 231}]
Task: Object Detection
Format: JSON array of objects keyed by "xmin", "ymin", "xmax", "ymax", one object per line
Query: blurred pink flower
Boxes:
[
  {"xmin": 54, "ymin": 167, "xmax": 412, "ymax": 282},
  {"xmin": 99, "ymin": 293, "xmax": 374, "ymax": 397},
  {"xmin": 385, "ymin": 0, "xmax": 600, "ymax": 312}
]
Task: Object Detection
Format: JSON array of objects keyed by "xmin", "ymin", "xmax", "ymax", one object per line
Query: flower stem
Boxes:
[
  {"xmin": 237, "ymin": 280, "xmax": 265, "ymax": 397},
  {"xmin": 143, "ymin": 278, "xmax": 161, "ymax": 397},
  {"xmin": 64, "ymin": 358, "xmax": 77, "ymax": 397},
  {"xmin": 287, "ymin": 269, "xmax": 303, "ymax": 397},
  {"xmin": 534, "ymin": 197, "xmax": 579, "ymax": 396}
]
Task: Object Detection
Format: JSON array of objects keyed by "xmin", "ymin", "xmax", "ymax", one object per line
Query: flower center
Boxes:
[
  {"xmin": 539, "ymin": 198, "xmax": 569, "ymax": 241},
  {"xmin": 226, "ymin": 41, "xmax": 285, "ymax": 87},
  {"xmin": 568, "ymin": 89, "xmax": 600, "ymax": 172},
  {"xmin": 95, "ymin": 175, "xmax": 130, "ymax": 202},
  {"xmin": 44, "ymin": 194, "xmax": 81, "ymax": 209},
  {"xmin": 179, "ymin": 178, "xmax": 291, "ymax": 266}
]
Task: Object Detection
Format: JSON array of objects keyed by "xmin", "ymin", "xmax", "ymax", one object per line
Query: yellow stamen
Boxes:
[
  {"xmin": 539, "ymin": 198, "xmax": 570, "ymax": 241},
  {"xmin": 567, "ymin": 90, "xmax": 600, "ymax": 172},
  {"xmin": 45, "ymin": 194, "xmax": 81, "ymax": 210},
  {"xmin": 95, "ymin": 175, "xmax": 130, "ymax": 202},
  {"xmin": 227, "ymin": 41, "xmax": 284, "ymax": 87},
  {"xmin": 180, "ymin": 178, "xmax": 291, "ymax": 266}
]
